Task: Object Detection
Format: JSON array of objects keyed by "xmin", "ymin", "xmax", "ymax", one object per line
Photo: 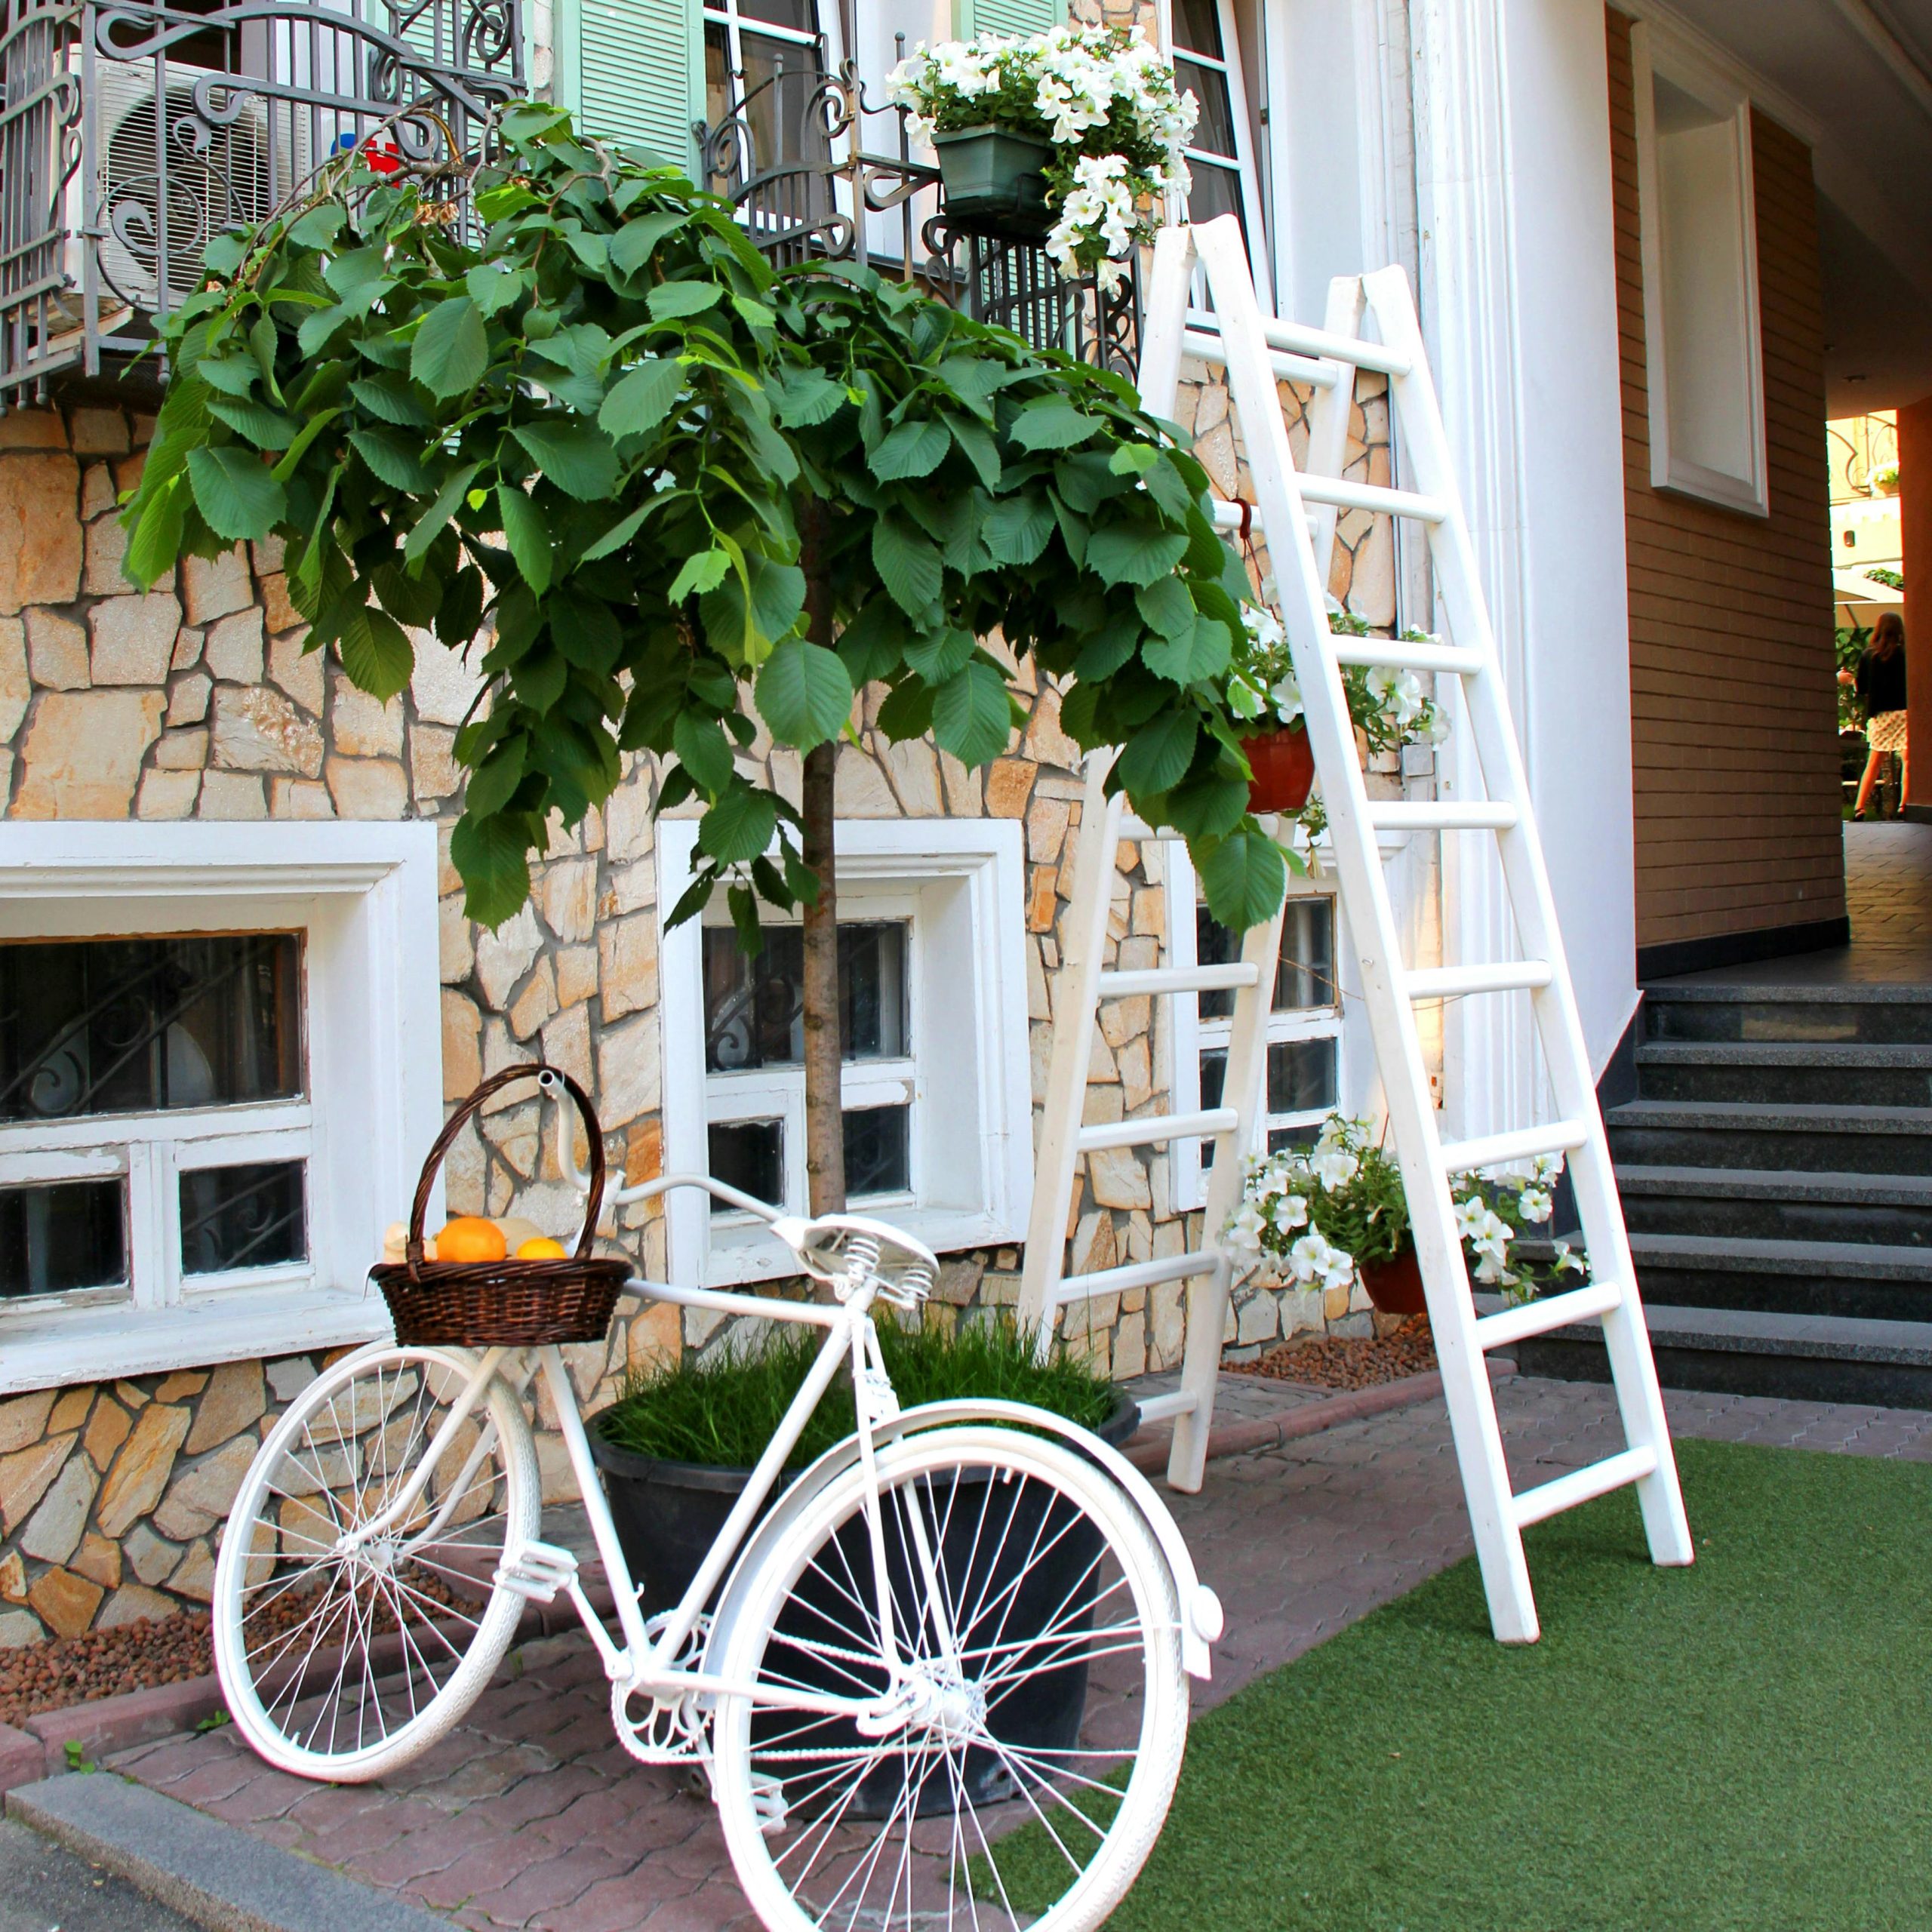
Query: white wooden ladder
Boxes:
[{"xmin": 1019, "ymin": 216, "xmax": 1692, "ymax": 1642}]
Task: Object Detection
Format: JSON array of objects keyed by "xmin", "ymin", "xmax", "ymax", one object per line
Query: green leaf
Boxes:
[
  {"xmin": 185, "ymin": 445, "xmax": 286, "ymax": 542},
  {"xmin": 598, "ymin": 358, "xmax": 684, "ymax": 441},
  {"xmin": 1196, "ymin": 827, "xmax": 1288, "ymax": 932},
  {"xmin": 411, "ymin": 296, "xmax": 488, "ymax": 399},
  {"xmin": 930, "ymin": 660, "xmax": 1013, "ymax": 767},
  {"xmin": 1136, "ymin": 576, "xmax": 1197, "ymax": 642},
  {"xmin": 771, "ymin": 369, "xmax": 847, "ymax": 429},
  {"xmin": 669, "ymin": 546, "xmax": 732, "ymax": 603},
  {"xmin": 609, "ymin": 209, "xmax": 686, "ymax": 278},
  {"xmin": 349, "ymin": 427, "xmax": 432, "ymax": 494},
  {"xmin": 349, "ymin": 376, "xmax": 434, "ymax": 428},
  {"xmin": 371, "ymin": 561, "xmax": 441, "ymax": 628},
  {"xmin": 869, "ymin": 417, "xmax": 951, "ymax": 482},
  {"xmin": 205, "ymin": 396, "xmax": 297, "ymax": 450},
  {"xmin": 943, "ymin": 411, "xmax": 1001, "ymax": 491},
  {"xmin": 198, "ymin": 355, "xmax": 258, "ymax": 398},
  {"xmin": 744, "ymin": 552, "xmax": 805, "ymax": 649},
  {"xmin": 451, "ymin": 812, "xmax": 534, "ymax": 928},
  {"xmin": 579, "ymin": 499, "xmax": 657, "ymax": 561},
  {"xmin": 872, "ymin": 515, "xmax": 943, "ymax": 617},
  {"xmin": 288, "ymin": 202, "xmax": 346, "ymax": 248},
  {"xmin": 1117, "ymin": 709, "xmax": 1199, "ymax": 795},
  {"xmin": 698, "ymin": 785, "xmax": 780, "ymax": 863},
  {"xmin": 837, "ymin": 598, "xmax": 904, "ymax": 684},
  {"xmin": 466, "ymin": 262, "xmax": 525, "ymax": 315},
  {"xmin": 756, "ymin": 641, "xmax": 853, "ymax": 751},
  {"xmin": 904, "ymin": 626, "xmax": 973, "ymax": 685},
  {"xmin": 511, "ymin": 422, "xmax": 620, "ymax": 501},
  {"xmin": 404, "ymin": 462, "xmax": 481, "ymax": 565},
  {"xmin": 648, "ymin": 281, "xmax": 725, "ymax": 321},
  {"xmin": 672, "ymin": 709, "xmax": 735, "ymax": 795},
  {"xmin": 1143, "ymin": 612, "xmax": 1234, "ymax": 685},
  {"xmin": 875, "ymin": 677, "xmax": 935, "ymax": 741},
  {"xmin": 1010, "ymin": 402, "xmax": 1102, "ymax": 451},
  {"xmin": 1073, "ymin": 613, "xmax": 1142, "ymax": 682},
  {"xmin": 337, "ymin": 601, "xmax": 415, "ymax": 700},
  {"xmin": 1086, "ymin": 520, "xmax": 1192, "ymax": 589},
  {"xmin": 983, "ymin": 494, "xmax": 1056, "ymax": 566},
  {"xmin": 497, "ymin": 485, "xmax": 553, "ymax": 597},
  {"xmin": 123, "ymin": 473, "xmax": 188, "ymax": 589}
]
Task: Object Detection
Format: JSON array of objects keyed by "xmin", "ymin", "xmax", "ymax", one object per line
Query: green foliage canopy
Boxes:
[{"xmin": 122, "ymin": 103, "xmax": 1291, "ymax": 934}]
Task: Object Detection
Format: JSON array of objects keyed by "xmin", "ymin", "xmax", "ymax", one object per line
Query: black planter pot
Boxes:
[
  {"xmin": 589, "ymin": 1389, "xmax": 1140, "ymax": 1815},
  {"xmin": 931, "ymin": 125, "xmax": 1057, "ymax": 238}
]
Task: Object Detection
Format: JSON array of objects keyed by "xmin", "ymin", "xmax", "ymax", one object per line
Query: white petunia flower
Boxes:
[
  {"xmin": 1517, "ymin": 1186, "xmax": 1553, "ymax": 1223},
  {"xmin": 1312, "ymin": 1147, "xmax": 1358, "ymax": 1192},
  {"xmin": 1269, "ymin": 1192, "xmax": 1309, "ymax": 1235},
  {"xmin": 1226, "ymin": 1202, "xmax": 1266, "ymax": 1253}
]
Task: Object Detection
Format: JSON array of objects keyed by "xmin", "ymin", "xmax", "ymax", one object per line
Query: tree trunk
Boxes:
[{"xmin": 799, "ymin": 505, "xmax": 844, "ymax": 1217}]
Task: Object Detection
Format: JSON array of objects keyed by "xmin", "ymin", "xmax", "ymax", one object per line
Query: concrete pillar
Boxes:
[{"xmin": 1900, "ymin": 397, "xmax": 1932, "ymax": 815}]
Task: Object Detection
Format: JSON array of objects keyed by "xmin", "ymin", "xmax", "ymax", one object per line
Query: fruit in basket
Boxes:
[
  {"xmin": 381, "ymin": 1222, "xmax": 438, "ymax": 1265},
  {"xmin": 436, "ymin": 1216, "xmax": 508, "ymax": 1263},
  {"xmin": 516, "ymin": 1236, "xmax": 568, "ymax": 1260},
  {"xmin": 494, "ymin": 1216, "xmax": 545, "ymax": 1254}
]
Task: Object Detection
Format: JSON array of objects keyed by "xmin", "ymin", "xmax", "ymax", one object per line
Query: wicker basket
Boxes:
[{"xmin": 371, "ymin": 1063, "xmax": 631, "ymax": 1346}]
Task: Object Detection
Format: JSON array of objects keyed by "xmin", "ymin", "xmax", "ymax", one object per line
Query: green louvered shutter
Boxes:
[
  {"xmin": 561, "ymin": 0, "xmax": 705, "ymax": 171},
  {"xmin": 955, "ymin": 0, "xmax": 1065, "ymax": 38}
]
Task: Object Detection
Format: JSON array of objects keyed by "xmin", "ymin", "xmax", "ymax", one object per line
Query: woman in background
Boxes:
[{"xmin": 1847, "ymin": 611, "xmax": 1909, "ymax": 818}]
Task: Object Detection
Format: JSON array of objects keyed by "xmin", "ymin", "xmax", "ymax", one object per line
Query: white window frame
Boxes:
[
  {"xmin": 660, "ymin": 817, "xmax": 1032, "ymax": 1287},
  {"xmin": 1164, "ymin": 842, "xmax": 1354, "ymax": 1212},
  {"xmin": 1631, "ymin": 21, "xmax": 1770, "ymax": 518},
  {"xmin": 0, "ymin": 823, "xmax": 441, "ymax": 1393}
]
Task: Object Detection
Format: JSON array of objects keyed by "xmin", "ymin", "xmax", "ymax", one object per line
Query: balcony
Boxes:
[{"xmin": 0, "ymin": 0, "xmax": 525, "ymax": 409}]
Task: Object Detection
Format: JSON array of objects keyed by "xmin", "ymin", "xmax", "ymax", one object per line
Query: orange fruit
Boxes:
[
  {"xmin": 436, "ymin": 1216, "xmax": 507, "ymax": 1263},
  {"xmin": 516, "ymin": 1237, "xmax": 568, "ymax": 1260}
]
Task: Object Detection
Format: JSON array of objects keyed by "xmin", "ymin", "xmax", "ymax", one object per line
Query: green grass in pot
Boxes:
[{"xmin": 595, "ymin": 1312, "xmax": 1118, "ymax": 1470}]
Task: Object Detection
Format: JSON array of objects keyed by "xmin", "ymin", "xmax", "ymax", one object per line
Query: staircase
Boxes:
[{"xmin": 1511, "ymin": 980, "xmax": 1932, "ymax": 1407}]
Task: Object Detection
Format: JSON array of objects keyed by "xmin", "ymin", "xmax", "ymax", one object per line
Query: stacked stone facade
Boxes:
[{"xmin": 0, "ymin": 302, "xmax": 1418, "ymax": 1642}]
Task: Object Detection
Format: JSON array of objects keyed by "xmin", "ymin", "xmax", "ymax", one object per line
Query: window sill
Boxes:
[{"xmin": 0, "ymin": 1284, "xmax": 392, "ymax": 1395}]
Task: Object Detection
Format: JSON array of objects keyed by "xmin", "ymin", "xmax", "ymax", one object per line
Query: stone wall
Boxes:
[{"xmin": 0, "ymin": 321, "xmax": 1414, "ymax": 1639}]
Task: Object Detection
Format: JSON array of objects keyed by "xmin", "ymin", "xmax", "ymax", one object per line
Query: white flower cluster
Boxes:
[{"xmin": 888, "ymin": 23, "xmax": 1198, "ymax": 285}]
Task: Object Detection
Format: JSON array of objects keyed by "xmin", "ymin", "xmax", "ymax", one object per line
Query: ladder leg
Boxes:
[{"xmin": 1164, "ymin": 1255, "xmax": 1230, "ymax": 1493}]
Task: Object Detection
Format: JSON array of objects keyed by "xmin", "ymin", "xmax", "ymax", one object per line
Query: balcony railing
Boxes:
[
  {"xmin": 695, "ymin": 49, "xmax": 1140, "ymax": 377},
  {"xmin": 0, "ymin": 0, "xmax": 522, "ymax": 409}
]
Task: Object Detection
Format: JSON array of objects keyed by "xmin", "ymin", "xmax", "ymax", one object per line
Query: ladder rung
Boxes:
[
  {"xmin": 1210, "ymin": 497, "xmax": 1320, "ymax": 540},
  {"xmin": 1367, "ymin": 801, "xmax": 1519, "ymax": 834},
  {"xmin": 1297, "ymin": 475, "xmax": 1449, "ymax": 524},
  {"xmin": 1078, "ymin": 1109, "xmax": 1237, "ymax": 1152},
  {"xmin": 1330, "ymin": 638, "xmax": 1486, "ymax": 677},
  {"xmin": 1099, "ymin": 963, "xmax": 1260, "ymax": 999},
  {"xmin": 1047, "ymin": 1251, "xmax": 1225, "ymax": 1307},
  {"xmin": 1254, "ymin": 312, "xmax": 1413, "ymax": 379},
  {"xmin": 1473, "ymin": 1279, "xmax": 1624, "ymax": 1351},
  {"xmin": 1404, "ymin": 961, "xmax": 1552, "ymax": 1001},
  {"xmin": 1181, "ymin": 328, "xmax": 1343, "ymax": 390},
  {"xmin": 1439, "ymin": 1118, "xmax": 1588, "ymax": 1174},
  {"xmin": 1511, "ymin": 1446, "xmax": 1657, "ymax": 1529},
  {"xmin": 1135, "ymin": 1390, "xmax": 1200, "ymax": 1423}
]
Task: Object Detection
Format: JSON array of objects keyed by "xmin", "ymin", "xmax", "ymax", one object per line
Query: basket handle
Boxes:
[{"xmin": 405, "ymin": 1063, "xmax": 608, "ymax": 1278}]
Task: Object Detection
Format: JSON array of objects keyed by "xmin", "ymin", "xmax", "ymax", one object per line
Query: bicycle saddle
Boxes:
[{"xmin": 770, "ymin": 1213, "xmax": 939, "ymax": 1306}]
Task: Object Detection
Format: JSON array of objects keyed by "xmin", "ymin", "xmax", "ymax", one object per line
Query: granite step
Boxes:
[
  {"xmin": 1604, "ymin": 1100, "xmax": 1932, "ymax": 1177},
  {"xmin": 1626, "ymin": 1230, "xmax": 1932, "ymax": 1323},
  {"xmin": 1617, "ymin": 1165, "xmax": 1932, "ymax": 1248},
  {"xmin": 1641, "ymin": 982, "xmax": 1932, "ymax": 1046},
  {"xmin": 1633, "ymin": 1040, "xmax": 1932, "ymax": 1107}
]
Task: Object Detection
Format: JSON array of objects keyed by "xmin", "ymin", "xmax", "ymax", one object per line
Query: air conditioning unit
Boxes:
[{"xmin": 81, "ymin": 60, "xmax": 315, "ymax": 318}]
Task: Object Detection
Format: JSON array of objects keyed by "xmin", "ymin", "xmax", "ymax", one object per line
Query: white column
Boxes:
[{"xmin": 1408, "ymin": 0, "xmax": 1637, "ymax": 1138}]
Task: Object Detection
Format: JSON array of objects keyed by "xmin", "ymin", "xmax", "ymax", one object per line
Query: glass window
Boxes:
[
  {"xmin": 180, "ymin": 1161, "xmax": 306, "ymax": 1275},
  {"xmin": 1171, "ymin": 0, "xmax": 1269, "ymax": 298},
  {"xmin": 843, "ymin": 1105, "xmax": 909, "ymax": 1198},
  {"xmin": 703, "ymin": 0, "xmax": 830, "ymax": 193},
  {"xmin": 0, "ymin": 934, "xmax": 300, "ymax": 1123},
  {"xmin": 0, "ymin": 1180, "xmax": 125, "ymax": 1299},
  {"xmin": 703, "ymin": 923, "xmax": 909, "ymax": 1072},
  {"xmin": 709, "ymin": 1118, "xmax": 785, "ymax": 1212},
  {"xmin": 1196, "ymin": 898, "xmax": 1337, "ymax": 1018}
]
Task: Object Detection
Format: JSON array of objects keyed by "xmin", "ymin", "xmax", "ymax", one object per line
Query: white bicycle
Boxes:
[{"xmin": 212, "ymin": 1067, "xmax": 1221, "ymax": 1932}]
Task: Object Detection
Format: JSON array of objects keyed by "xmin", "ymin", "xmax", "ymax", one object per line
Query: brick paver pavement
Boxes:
[{"xmin": 107, "ymin": 1375, "xmax": 1932, "ymax": 1930}]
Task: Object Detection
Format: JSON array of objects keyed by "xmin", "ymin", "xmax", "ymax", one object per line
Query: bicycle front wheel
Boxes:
[
  {"xmin": 212, "ymin": 1343, "xmax": 540, "ymax": 1782},
  {"xmin": 712, "ymin": 1426, "xmax": 1187, "ymax": 1932}
]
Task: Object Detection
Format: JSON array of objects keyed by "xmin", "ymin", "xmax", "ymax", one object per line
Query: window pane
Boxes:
[
  {"xmin": 704, "ymin": 923, "xmax": 909, "ymax": 1072},
  {"xmin": 1267, "ymin": 1123, "xmax": 1319, "ymax": 1156},
  {"xmin": 1198, "ymin": 1048, "xmax": 1226, "ymax": 1169},
  {"xmin": 709, "ymin": 1119, "xmax": 784, "ymax": 1213},
  {"xmin": 1196, "ymin": 899, "xmax": 1338, "ymax": 1018},
  {"xmin": 0, "ymin": 934, "xmax": 300, "ymax": 1124},
  {"xmin": 1267, "ymin": 1038, "xmax": 1337, "ymax": 1116},
  {"xmin": 1171, "ymin": 0, "xmax": 1226, "ymax": 59},
  {"xmin": 1195, "ymin": 908, "xmax": 1240, "ymax": 1019},
  {"xmin": 737, "ymin": 0, "xmax": 817, "ymax": 31},
  {"xmin": 843, "ymin": 1106, "xmax": 909, "ymax": 1198},
  {"xmin": 1177, "ymin": 57, "xmax": 1238, "ymax": 159},
  {"xmin": 180, "ymin": 1161, "xmax": 306, "ymax": 1275},
  {"xmin": 0, "ymin": 1180, "xmax": 125, "ymax": 1297},
  {"xmin": 1187, "ymin": 159, "xmax": 1244, "ymax": 229}
]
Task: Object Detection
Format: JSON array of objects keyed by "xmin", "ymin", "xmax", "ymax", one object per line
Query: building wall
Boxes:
[{"xmin": 1606, "ymin": 8, "xmax": 1843, "ymax": 958}]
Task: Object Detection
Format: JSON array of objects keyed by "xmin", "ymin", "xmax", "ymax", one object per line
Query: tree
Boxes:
[{"xmin": 123, "ymin": 103, "xmax": 1288, "ymax": 1215}]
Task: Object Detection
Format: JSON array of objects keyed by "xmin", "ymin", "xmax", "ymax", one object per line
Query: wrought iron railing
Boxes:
[
  {"xmin": 695, "ymin": 48, "xmax": 1140, "ymax": 377},
  {"xmin": 0, "ymin": 0, "xmax": 522, "ymax": 409}
]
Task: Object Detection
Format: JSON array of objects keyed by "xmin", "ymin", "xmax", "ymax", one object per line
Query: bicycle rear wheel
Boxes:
[
  {"xmin": 712, "ymin": 1426, "xmax": 1187, "ymax": 1932},
  {"xmin": 212, "ymin": 1343, "xmax": 539, "ymax": 1781}
]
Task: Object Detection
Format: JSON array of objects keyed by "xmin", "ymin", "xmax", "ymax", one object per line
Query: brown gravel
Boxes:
[
  {"xmin": 1232, "ymin": 1315, "xmax": 1437, "ymax": 1392},
  {"xmin": 0, "ymin": 1611, "xmax": 214, "ymax": 1730}
]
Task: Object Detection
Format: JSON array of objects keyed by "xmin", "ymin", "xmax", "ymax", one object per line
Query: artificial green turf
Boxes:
[{"xmin": 1018, "ymin": 1438, "xmax": 1932, "ymax": 1930}]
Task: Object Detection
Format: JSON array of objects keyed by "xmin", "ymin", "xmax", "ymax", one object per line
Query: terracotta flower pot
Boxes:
[
  {"xmin": 1241, "ymin": 725, "xmax": 1315, "ymax": 814},
  {"xmin": 1358, "ymin": 1242, "xmax": 1428, "ymax": 1317}
]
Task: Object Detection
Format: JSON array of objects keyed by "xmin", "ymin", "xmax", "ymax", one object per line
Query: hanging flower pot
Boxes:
[
  {"xmin": 1358, "ymin": 1241, "xmax": 1429, "ymax": 1317},
  {"xmin": 1241, "ymin": 724, "xmax": 1316, "ymax": 814},
  {"xmin": 931, "ymin": 126, "xmax": 1056, "ymax": 237}
]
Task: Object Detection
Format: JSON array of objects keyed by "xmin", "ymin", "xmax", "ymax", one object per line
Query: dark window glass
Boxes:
[
  {"xmin": 704, "ymin": 923, "xmax": 909, "ymax": 1072},
  {"xmin": 180, "ymin": 1161, "xmax": 305, "ymax": 1275},
  {"xmin": 843, "ymin": 1106, "xmax": 909, "ymax": 1198},
  {"xmin": 0, "ymin": 1180, "xmax": 125, "ymax": 1298},
  {"xmin": 1196, "ymin": 899, "xmax": 1338, "ymax": 1019},
  {"xmin": 1176, "ymin": 57, "xmax": 1238, "ymax": 159},
  {"xmin": 0, "ymin": 934, "xmax": 300, "ymax": 1124},
  {"xmin": 1198, "ymin": 1048, "xmax": 1227, "ymax": 1170},
  {"xmin": 709, "ymin": 1119, "xmax": 784, "ymax": 1213},
  {"xmin": 1267, "ymin": 1123, "xmax": 1320, "ymax": 1156},
  {"xmin": 1172, "ymin": 0, "xmax": 1226, "ymax": 58},
  {"xmin": 704, "ymin": 2, "xmax": 829, "ymax": 197},
  {"xmin": 1267, "ymin": 1038, "xmax": 1337, "ymax": 1116}
]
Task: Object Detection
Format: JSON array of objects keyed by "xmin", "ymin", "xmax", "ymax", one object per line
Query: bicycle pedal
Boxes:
[
  {"xmin": 494, "ymin": 1539, "xmax": 579, "ymax": 1603},
  {"xmin": 749, "ymin": 1773, "xmax": 789, "ymax": 1835}
]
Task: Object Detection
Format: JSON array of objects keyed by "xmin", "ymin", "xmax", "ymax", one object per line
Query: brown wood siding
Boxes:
[{"xmin": 1606, "ymin": 7, "xmax": 1843, "ymax": 951}]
